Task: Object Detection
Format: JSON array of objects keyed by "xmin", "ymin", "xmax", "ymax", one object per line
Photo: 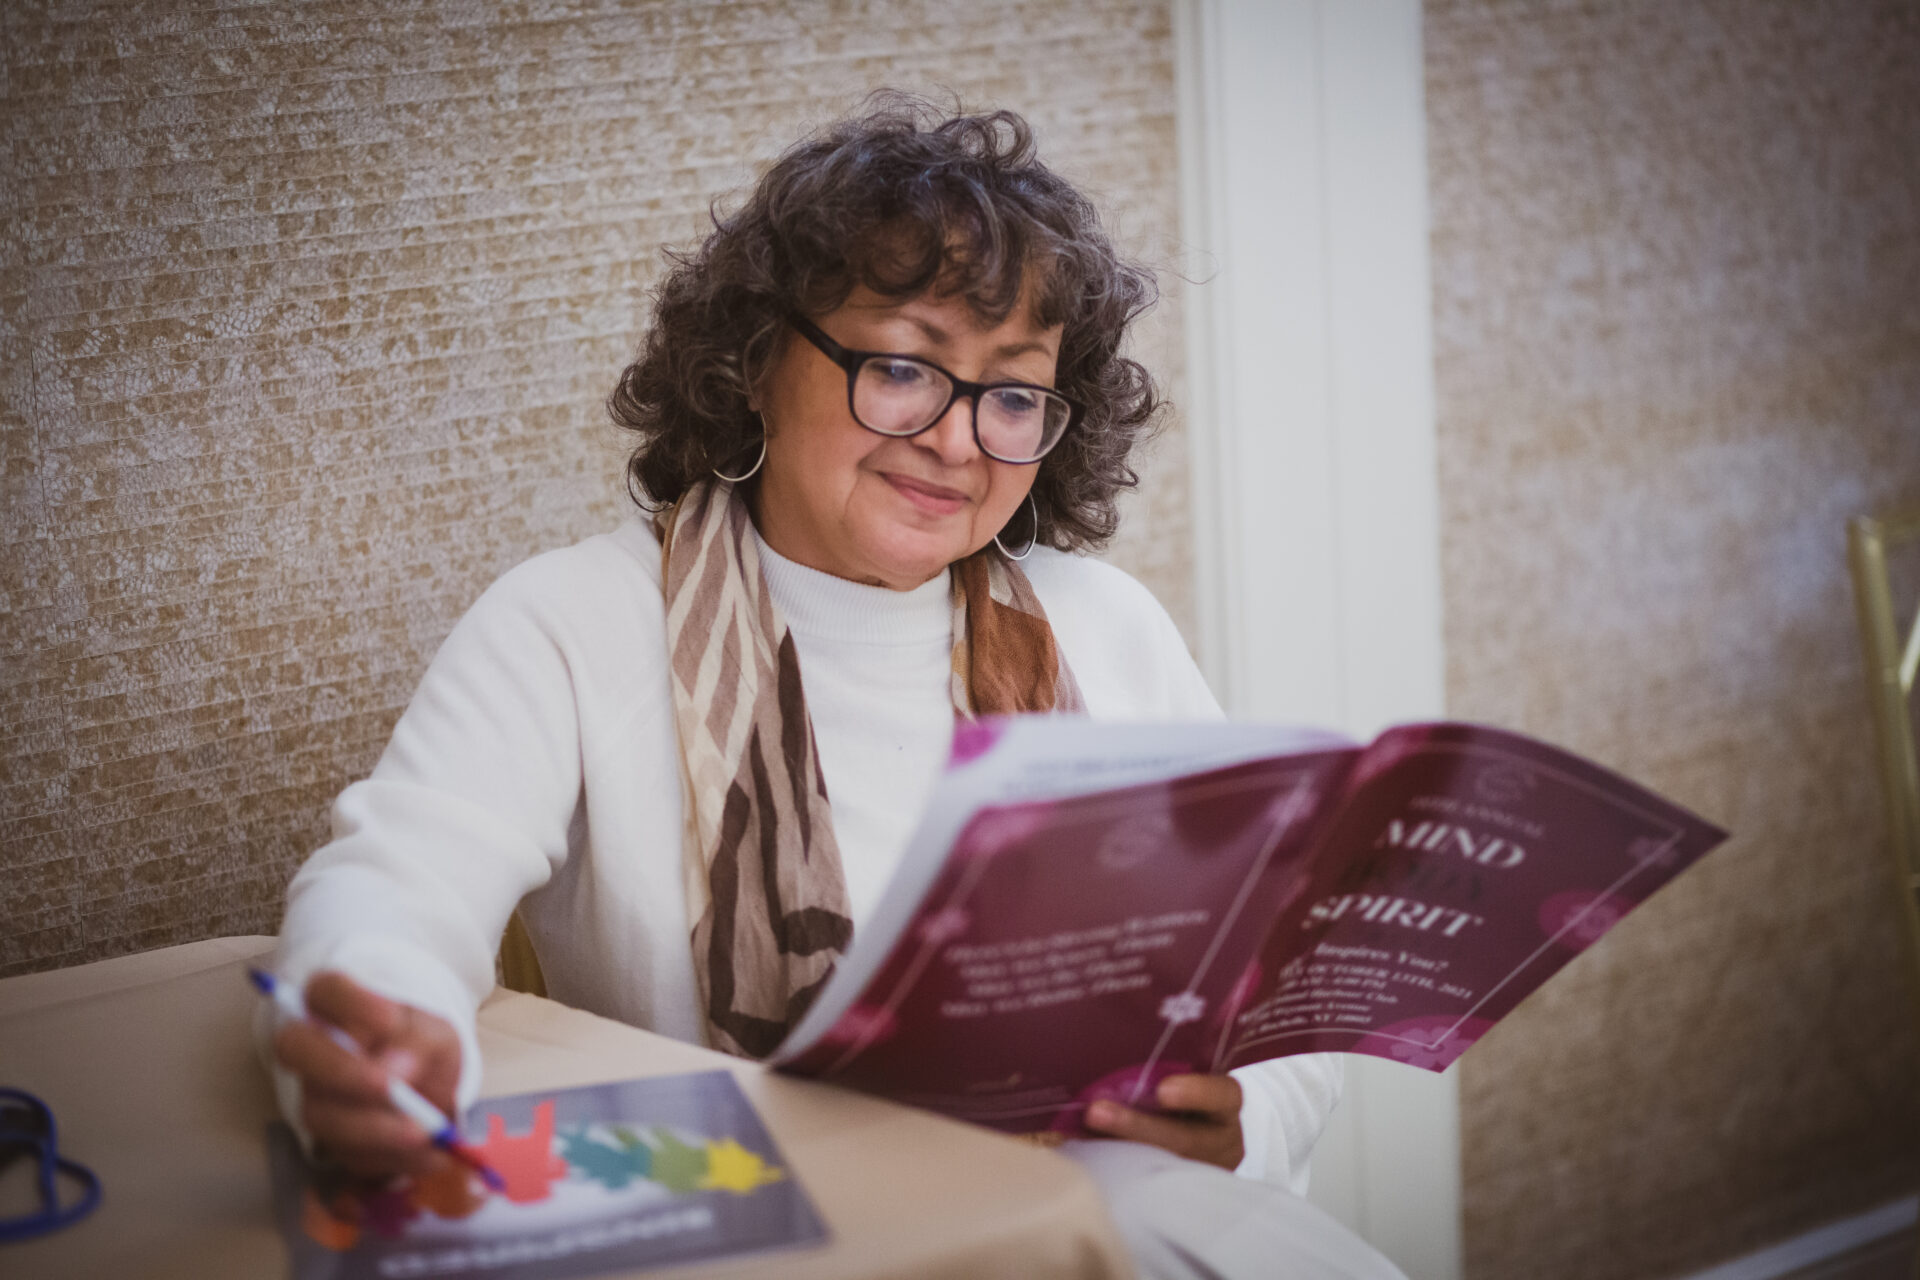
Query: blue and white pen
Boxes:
[{"xmin": 247, "ymin": 967, "xmax": 504, "ymax": 1191}]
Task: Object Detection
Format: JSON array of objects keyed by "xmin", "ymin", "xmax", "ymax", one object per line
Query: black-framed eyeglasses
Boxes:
[{"xmin": 787, "ymin": 313, "xmax": 1081, "ymax": 464}]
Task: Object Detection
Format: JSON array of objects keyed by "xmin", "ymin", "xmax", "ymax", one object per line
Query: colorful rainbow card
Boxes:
[{"xmin": 267, "ymin": 1071, "xmax": 827, "ymax": 1280}]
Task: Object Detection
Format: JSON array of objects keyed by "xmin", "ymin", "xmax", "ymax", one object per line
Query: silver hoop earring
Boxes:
[
  {"xmin": 713, "ymin": 437, "xmax": 765, "ymax": 484},
  {"xmin": 993, "ymin": 493, "xmax": 1039, "ymax": 562}
]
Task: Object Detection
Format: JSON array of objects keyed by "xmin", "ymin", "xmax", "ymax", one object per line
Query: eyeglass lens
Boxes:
[{"xmin": 853, "ymin": 357, "xmax": 1070, "ymax": 462}]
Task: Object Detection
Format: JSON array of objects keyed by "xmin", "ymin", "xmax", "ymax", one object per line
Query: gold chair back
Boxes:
[
  {"xmin": 1848, "ymin": 506, "xmax": 1920, "ymax": 1025},
  {"xmin": 497, "ymin": 910, "xmax": 548, "ymax": 998}
]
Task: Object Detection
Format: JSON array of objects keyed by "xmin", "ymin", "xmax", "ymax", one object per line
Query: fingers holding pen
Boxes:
[
  {"xmin": 284, "ymin": 972, "xmax": 463, "ymax": 1114},
  {"xmin": 268, "ymin": 970, "xmax": 468, "ymax": 1181},
  {"xmin": 382, "ymin": 1002, "xmax": 463, "ymax": 1117},
  {"xmin": 273, "ymin": 1011, "xmax": 428, "ymax": 1176},
  {"xmin": 273, "ymin": 1014, "xmax": 392, "ymax": 1107},
  {"xmin": 306, "ymin": 971, "xmax": 405, "ymax": 1049},
  {"xmin": 300, "ymin": 1093, "xmax": 446, "ymax": 1180}
]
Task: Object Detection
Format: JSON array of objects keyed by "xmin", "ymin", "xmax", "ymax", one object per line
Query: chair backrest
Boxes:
[
  {"xmin": 496, "ymin": 911, "xmax": 548, "ymax": 998},
  {"xmin": 1847, "ymin": 507, "xmax": 1920, "ymax": 1017}
]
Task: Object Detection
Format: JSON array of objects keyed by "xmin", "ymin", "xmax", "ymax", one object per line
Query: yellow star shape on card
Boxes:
[{"xmin": 696, "ymin": 1138, "xmax": 786, "ymax": 1194}]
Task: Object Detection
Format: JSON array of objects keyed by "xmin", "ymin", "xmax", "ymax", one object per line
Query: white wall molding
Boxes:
[
  {"xmin": 1176, "ymin": 1, "xmax": 1457, "ymax": 1276},
  {"xmin": 1680, "ymin": 1197, "xmax": 1918, "ymax": 1280}
]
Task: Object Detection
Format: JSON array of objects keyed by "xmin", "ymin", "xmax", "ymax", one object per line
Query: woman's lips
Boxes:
[{"xmin": 881, "ymin": 472, "xmax": 970, "ymax": 516}]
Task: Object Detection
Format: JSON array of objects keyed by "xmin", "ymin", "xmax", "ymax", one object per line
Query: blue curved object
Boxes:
[{"xmin": 0, "ymin": 1087, "xmax": 102, "ymax": 1243}]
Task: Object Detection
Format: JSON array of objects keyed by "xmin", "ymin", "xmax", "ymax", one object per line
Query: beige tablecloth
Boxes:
[{"xmin": 0, "ymin": 936, "xmax": 1134, "ymax": 1279}]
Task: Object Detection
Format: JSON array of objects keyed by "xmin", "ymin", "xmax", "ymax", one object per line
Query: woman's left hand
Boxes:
[{"xmin": 1081, "ymin": 1072, "xmax": 1245, "ymax": 1171}]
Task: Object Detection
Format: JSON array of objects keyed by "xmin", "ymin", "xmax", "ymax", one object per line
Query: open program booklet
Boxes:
[{"xmin": 771, "ymin": 718, "xmax": 1727, "ymax": 1136}]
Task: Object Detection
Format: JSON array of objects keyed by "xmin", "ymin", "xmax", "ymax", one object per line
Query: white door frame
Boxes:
[{"xmin": 1174, "ymin": 1, "xmax": 1460, "ymax": 1275}]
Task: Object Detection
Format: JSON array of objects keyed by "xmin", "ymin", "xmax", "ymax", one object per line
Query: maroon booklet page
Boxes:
[{"xmin": 772, "ymin": 719, "xmax": 1725, "ymax": 1137}]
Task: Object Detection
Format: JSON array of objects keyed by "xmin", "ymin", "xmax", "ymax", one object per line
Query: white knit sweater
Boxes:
[{"xmin": 268, "ymin": 513, "xmax": 1342, "ymax": 1192}]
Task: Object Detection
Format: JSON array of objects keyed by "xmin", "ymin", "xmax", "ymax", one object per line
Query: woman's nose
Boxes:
[{"xmin": 916, "ymin": 395, "xmax": 982, "ymax": 466}]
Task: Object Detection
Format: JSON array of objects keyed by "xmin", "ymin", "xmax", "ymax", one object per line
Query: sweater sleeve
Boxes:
[{"xmin": 262, "ymin": 552, "xmax": 592, "ymax": 1130}]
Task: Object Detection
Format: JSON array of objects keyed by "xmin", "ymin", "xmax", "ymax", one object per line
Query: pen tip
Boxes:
[
  {"xmin": 482, "ymin": 1167, "xmax": 506, "ymax": 1192},
  {"xmin": 245, "ymin": 967, "xmax": 274, "ymax": 995}
]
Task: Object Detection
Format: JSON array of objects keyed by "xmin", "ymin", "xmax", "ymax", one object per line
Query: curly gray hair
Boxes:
[{"xmin": 607, "ymin": 94, "xmax": 1165, "ymax": 552}]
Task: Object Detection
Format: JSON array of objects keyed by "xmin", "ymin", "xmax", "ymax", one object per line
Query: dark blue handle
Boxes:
[{"xmin": 0, "ymin": 1087, "xmax": 103, "ymax": 1243}]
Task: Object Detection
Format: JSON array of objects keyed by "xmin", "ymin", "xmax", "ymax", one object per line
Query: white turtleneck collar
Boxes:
[
  {"xmin": 742, "ymin": 524, "xmax": 958, "ymax": 928},
  {"xmin": 751, "ymin": 525, "xmax": 953, "ymax": 648}
]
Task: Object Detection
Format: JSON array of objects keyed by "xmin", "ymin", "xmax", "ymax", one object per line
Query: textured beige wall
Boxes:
[
  {"xmin": 0, "ymin": 0, "xmax": 1191, "ymax": 977},
  {"xmin": 1426, "ymin": 2, "xmax": 1920, "ymax": 1277}
]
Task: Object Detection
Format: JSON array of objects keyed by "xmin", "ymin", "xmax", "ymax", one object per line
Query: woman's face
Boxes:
[{"xmin": 751, "ymin": 285, "xmax": 1063, "ymax": 590}]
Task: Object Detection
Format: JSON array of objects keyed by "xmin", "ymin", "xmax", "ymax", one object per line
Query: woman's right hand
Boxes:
[{"xmin": 271, "ymin": 971, "xmax": 465, "ymax": 1180}]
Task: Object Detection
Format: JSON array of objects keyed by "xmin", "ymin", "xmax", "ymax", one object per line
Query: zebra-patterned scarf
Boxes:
[{"xmin": 659, "ymin": 478, "xmax": 1083, "ymax": 1058}]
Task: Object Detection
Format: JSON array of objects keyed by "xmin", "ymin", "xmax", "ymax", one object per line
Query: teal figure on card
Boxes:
[{"xmin": 559, "ymin": 1127, "xmax": 653, "ymax": 1190}]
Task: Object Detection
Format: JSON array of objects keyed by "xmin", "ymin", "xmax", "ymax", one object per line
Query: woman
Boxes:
[{"xmin": 266, "ymin": 99, "xmax": 1346, "ymax": 1225}]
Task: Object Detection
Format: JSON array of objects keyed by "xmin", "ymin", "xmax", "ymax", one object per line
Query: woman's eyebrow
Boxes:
[
  {"xmin": 894, "ymin": 314, "xmax": 1053, "ymax": 364},
  {"xmin": 895, "ymin": 314, "xmax": 954, "ymax": 346},
  {"xmin": 987, "ymin": 339, "xmax": 1053, "ymax": 362}
]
